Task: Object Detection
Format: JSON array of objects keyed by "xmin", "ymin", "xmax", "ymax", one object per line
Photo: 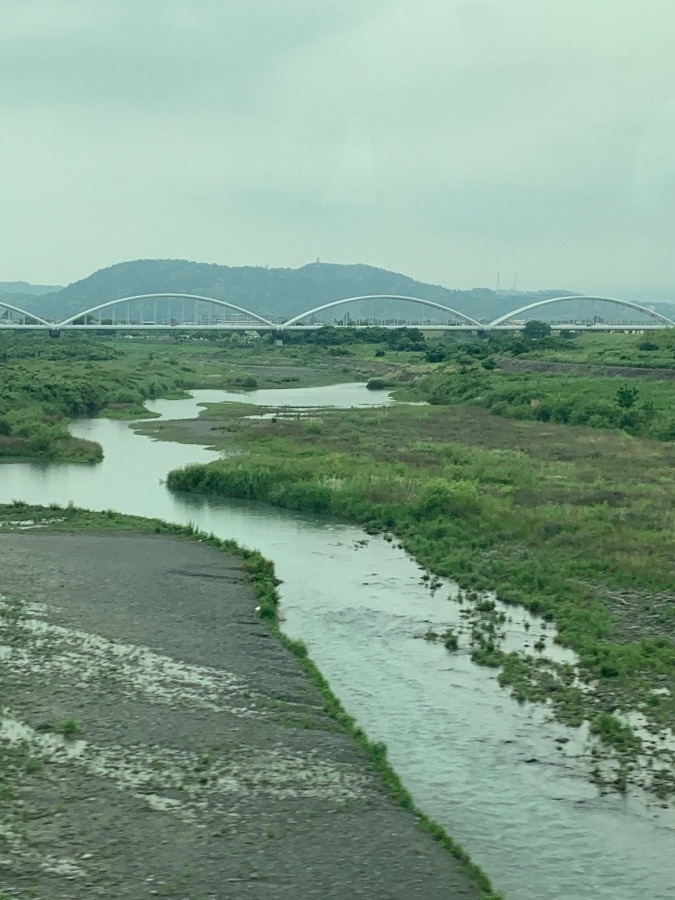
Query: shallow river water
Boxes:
[{"xmin": 1, "ymin": 384, "xmax": 673, "ymax": 899}]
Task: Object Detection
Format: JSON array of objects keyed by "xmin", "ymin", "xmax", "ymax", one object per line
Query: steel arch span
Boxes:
[
  {"xmin": 489, "ymin": 295, "xmax": 675, "ymax": 328},
  {"xmin": 58, "ymin": 293, "xmax": 276, "ymax": 328},
  {"xmin": 282, "ymin": 295, "xmax": 483, "ymax": 328},
  {"xmin": 0, "ymin": 301, "xmax": 51, "ymax": 327}
]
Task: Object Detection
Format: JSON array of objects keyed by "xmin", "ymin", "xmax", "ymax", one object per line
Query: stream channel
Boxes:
[{"xmin": 1, "ymin": 384, "xmax": 673, "ymax": 899}]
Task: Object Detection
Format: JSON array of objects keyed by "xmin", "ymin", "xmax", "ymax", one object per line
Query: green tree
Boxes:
[
  {"xmin": 523, "ymin": 320, "xmax": 552, "ymax": 339},
  {"xmin": 616, "ymin": 384, "xmax": 639, "ymax": 409}
]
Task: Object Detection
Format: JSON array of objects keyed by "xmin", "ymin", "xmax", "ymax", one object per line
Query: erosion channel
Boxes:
[{"xmin": 1, "ymin": 384, "xmax": 674, "ymax": 899}]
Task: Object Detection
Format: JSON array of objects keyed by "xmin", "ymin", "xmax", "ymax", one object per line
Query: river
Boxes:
[{"xmin": 1, "ymin": 384, "xmax": 673, "ymax": 899}]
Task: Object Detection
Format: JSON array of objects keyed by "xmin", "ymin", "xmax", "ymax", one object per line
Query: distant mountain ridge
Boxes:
[
  {"xmin": 11, "ymin": 259, "xmax": 568, "ymax": 324},
  {"xmin": 0, "ymin": 281, "xmax": 63, "ymax": 296}
]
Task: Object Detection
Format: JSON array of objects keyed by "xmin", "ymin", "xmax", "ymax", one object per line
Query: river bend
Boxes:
[{"xmin": 1, "ymin": 385, "xmax": 673, "ymax": 899}]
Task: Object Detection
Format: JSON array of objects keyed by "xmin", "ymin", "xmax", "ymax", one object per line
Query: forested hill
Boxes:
[
  {"xmin": 0, "ymin": 281, "xmax": 63, "ymax": 297},
  {"xmin": 13, "ymin": 259, "xmax": 566, "ymax": 324}
]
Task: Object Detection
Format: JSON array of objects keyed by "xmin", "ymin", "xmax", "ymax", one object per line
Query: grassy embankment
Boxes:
[
  {"xmin": 423, "ymin": 364, "xmax": 674, "ymax": 440},
  {"xmin": 0, "ymin": 501, "xmax": 500, "ymax": 899},
  {"xmin": 164, "ymin": 330, "xmax": 675, "ymax": 796},
  {"xmin": 506, "ymin": 329, "xmax": 675, "ymax": 370}
]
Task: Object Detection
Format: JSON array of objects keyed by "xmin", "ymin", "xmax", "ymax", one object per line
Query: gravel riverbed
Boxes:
[{"xmin": 0, "ymin": 531, "xmax": 483, "ymax": 899}]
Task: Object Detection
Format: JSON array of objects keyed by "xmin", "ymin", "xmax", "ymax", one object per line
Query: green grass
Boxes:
[
  {"xmin": 35, "ymin": 718, "xmax": 82, "ymax": 740},
  {"xmin": 421, "ymin": 366, "xmax": 675, "ymax": 439},
  {"xmin": 517, "ymin": 329, "xmax": 675, "ymax": 369},
  {"xmin": 164, "ymin": 398, "xmax": 674, "ymax": 792}
]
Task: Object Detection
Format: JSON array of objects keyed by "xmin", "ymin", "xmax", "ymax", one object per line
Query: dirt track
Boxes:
[
  {"xmin": 0, "ymin": 531, "xmax": 482, "ymax": 899},
  {"xmin": 497, "ymin": 358, "xmax": 675, "ymax": 380}
]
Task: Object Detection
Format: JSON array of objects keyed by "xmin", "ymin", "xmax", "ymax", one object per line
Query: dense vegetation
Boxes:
[
  {"xmin": 0, "ymin": 333, "xmax": 223, "ymax": 461},
  {"xmin": 503, "ymin": 328, "xmax": 675, "ymax": 369},
  {"xmin": 418, "ymin": 329, "xmax": 675, "ymax": 440},
  {"xmin": 422, "ymin": 368, "xmax": 675, "ymax": 439}
]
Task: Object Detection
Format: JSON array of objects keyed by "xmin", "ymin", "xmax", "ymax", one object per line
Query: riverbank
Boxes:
[
  {"xmin": 0, "ymin": 506, "xmax": 497, "ymax": 899},
  {"xmin": 161, "ymin": 397, "xmax": 675, "ymax": 799}
]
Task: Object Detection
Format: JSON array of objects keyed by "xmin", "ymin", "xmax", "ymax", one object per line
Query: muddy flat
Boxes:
[{"xmin": 0, "ymin": 531, "xmax": 483, "ymax": 899}]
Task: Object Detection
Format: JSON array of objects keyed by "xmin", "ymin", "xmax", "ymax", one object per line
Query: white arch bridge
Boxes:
[{"xmin": 0, "ymin": 292, "xmax": 673, "ymax": 333}]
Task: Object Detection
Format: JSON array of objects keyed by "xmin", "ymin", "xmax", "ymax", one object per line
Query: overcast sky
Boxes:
[{"xmin": 2, "ymin": 0, "xmax": 675, "ymax": 296}]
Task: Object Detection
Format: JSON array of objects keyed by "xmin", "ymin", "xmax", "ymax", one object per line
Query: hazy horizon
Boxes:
[
  {"xmin": 4, "ymin": 256, "xmax": 675, "ymax": 304},
  {"xmin": 2, "ymin": 2, "xmax": 675, "ymax": 299}
]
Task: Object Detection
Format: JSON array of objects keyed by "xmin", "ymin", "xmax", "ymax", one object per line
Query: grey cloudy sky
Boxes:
[{"xmin": 2, "ymin": 0, "xmax": 675, "ymax": 296}]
